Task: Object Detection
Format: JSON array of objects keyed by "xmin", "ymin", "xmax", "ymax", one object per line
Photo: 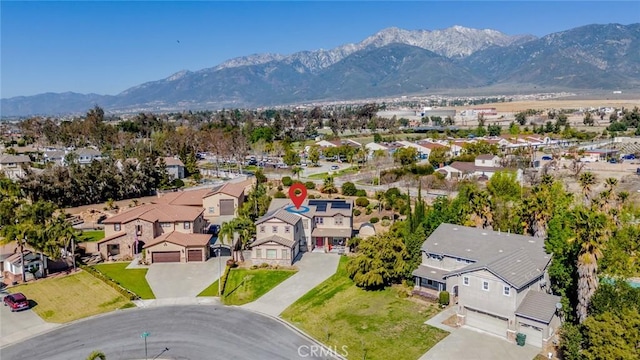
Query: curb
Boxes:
[{"xmin": 235, "ymin": 306, "xmax": 347, "ymax": 360}]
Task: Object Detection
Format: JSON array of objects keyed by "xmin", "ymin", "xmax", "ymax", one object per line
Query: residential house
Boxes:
[
  {"xmin": 437, "ymin": 154, "xmax": 506, "ymax": 180},
  {"xmin": 315, "ymin": 139, "xmax": 362, "ymax": 149},
  {"xmin": 63, "ymin": 148, "xmax": 102, "ymax": 166},
  {"xmin": 43, "ymin": 150, "xmax": 66, "ymax": 166},
  {"xmin": 163, "ymin": 157, "xmax": 186, "ymax": 179},
  {"xmin": 412, "ymin": 223, "xmax": 561, "ymax": 349},
  {"xmin": 0, "ymin": 154, "xmax": 31, "ymax": 180},
  {"xmin": 2, "ymin": 250, "xmax": 47, "ymax": 284},
  {"xmin": 251, "ymin": 208, "xmax": 303, "ymax": 266},
  {"xmin": 251, "ymin": 198, "xmax": 353, "ymax": 265},
  {"xmin": 98, "ymin": 203, "xmax": 209, "ymax": 263}
]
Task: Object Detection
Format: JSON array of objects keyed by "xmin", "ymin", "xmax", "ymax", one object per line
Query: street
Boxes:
[{"xmin": 1, "ymin": 305, "xmax": 333, "ymax": 359}]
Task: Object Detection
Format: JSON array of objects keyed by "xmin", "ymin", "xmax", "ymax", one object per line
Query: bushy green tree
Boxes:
[
  {"xmin": 341, "ymin": 182, "xmax": 357, "ymax": 196},
  {"xmin": 346, "ymin": 233, "xmax": 410, "ymax": 290}
]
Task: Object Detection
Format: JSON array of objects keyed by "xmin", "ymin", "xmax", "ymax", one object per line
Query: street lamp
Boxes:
[{"xmin": 141, "ymin": 331, "xmax": 150, "ymax": 360}]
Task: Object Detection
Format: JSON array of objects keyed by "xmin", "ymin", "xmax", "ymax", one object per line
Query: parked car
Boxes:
[
  {"xmin": 330, "ymin": 165, "xmax": 340, "ymax": 170},
  {"xmin": 3, "ymin": 293, "xmax": 30, "ymax": 312},
  {"xmin": 541, "ymin": 155, "xmax": 553, "ymax": 161},
  {"xmin": 622, "ymin": 154, "xmax": 636, "ymax": 160}
]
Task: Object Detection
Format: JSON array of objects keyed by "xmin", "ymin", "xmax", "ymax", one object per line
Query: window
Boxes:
[
  {"xmin": 334, "ymin": 215, "xmax": 343, "ymax": 226},
  {"xmin": 114, "ymin": 223, "xmax": 121, "ymax": 232},
  {"xmin": 272, "ymin": 226, "xmax": 278, "ymax": 233},
  {"xmin": 285, "ymin": 226, "xmax": 291, "ymax": 233},
  {"xmin": 282, "ymin": 249, "xmax": 288, "ymax": 259},
  {"xmin": 482, "ymin": 281, "xmax": 489, "ymax": 291},
  {"xmin": 135, "ymin": 224, "xmax": 143, "ymax": 236},
  {"xmin": 183, "ymin": 222, "xmax": 191, "ymax": 230},
  {"xmin": 208, "ymin": 207, "xmax": 214, "ymax": 214},
  {"xmin": 463, "ymin": 276, "xmax": 469, "ymax": 286},
  {"xmin": 161, "ymin": 222, "xmax": 171, "ymax": 228},
  {"xmin": 256, "ymin": 249, "xmax": 262, "ymax": 258},
  {"xmin": 503, "ymin": 286, "xmax": 510, "ymax": 296},
  {"xmin": 315, "ymin": 217, "xmax": 324, "ymax": 225},
  {"xmin": 266, "ymin": 249, "xmax": 277, "ymax": 259},
  {"xmin": 260, "ymin": 226, "xmax": 265, "ymax": 233}
]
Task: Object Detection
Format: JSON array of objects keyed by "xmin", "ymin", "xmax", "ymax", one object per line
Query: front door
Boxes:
[{"xmin": 315, "ymin": 237, "xmax": 324, "ymax": 248}]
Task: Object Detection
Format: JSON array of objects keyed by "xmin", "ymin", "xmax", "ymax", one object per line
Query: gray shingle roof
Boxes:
[
  {"xmin": 515, "ymin": 290, "xmax": 562, "ymax": 324},
  {"xmin": 311, "ymin": 227, "xmax": 352, "ymax": 238},
  {"xmin": 412, "ymin": 265, "xmax": 448, "ymax": 281},
  {"xmin": 256, "ymin": 208, "xmax": 301, "ymax": 226},
  {"xmin": 250, "ymin": 235, "xmax": 295, "ymax": 248},
  {"xmin": 424, "ymin": 224, "xmax": 551, "ymax": 289}
]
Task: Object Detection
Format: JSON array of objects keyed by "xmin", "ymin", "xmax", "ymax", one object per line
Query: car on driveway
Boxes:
[
  {"xmin": 3, "ymin": 293, "xmax": 30, "ymax": 312},
  {"xmin": 330, "ymin": 165, "xmax": 339, "ymax": 170}
]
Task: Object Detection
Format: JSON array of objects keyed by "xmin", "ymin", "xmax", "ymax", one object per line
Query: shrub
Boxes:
[
  {"xmin": 305, "ymin": 181, "xmax": 316, "ymax": 190},
  {"xmin": 353, "ymin": 209, "xmax": 362, "ymax": 216},
  {"xmin": 282, "ymin": 176, "xmax": 293, "ymax": 186},
  {"xmin": 308, "ymin": 194, "xmax": 316, "ymax": 199},
  {"xmin": 381, "ymin": 219, "xmax": 391, "ymax": 226},
  {"xmin": 274, "ymin": 191, "xmax": 287, "ymax": 198},
  {"xmin": 260, "ymin": 263, "xmax": 270, "ymax": 268},
  {"xmin": 370, "ymin": 217, "xmax": 379, "ymax": 223},
  {"xmin": 381, "ymin": 215, "xmax": 390, "ymax": 220},
  {"xmin": 355, "ymin": 189, "xmax": 367, "ymax": 197},
  {"xmin": 277, "ymin": 185, "xmax": 283, "ymax": 191},
  {"xmin": 342, "ymin": 181, "xmax": 358, "ymax": 196},
  {"xmin": 439, "ymin": 291, "xmax": 450, "ymax": 306},
  {"xmin": 366, "ymin": 208, "xmax": 372, "ymax": 215},
  {"xmin": 172, "ymin": 178, "xmax": 185, "ymax": 188},
  {"xmin": 82, "ymin": 265, "xmax": 140, "ymax": 300},
  {"xmin": 355, "ymin": 197, "xmax": 370, "ymax": 207}
]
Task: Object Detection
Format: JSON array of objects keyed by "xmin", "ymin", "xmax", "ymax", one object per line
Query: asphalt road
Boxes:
[{"xmin": 1, "ymin": 306, "xmax": 334, "ymax": 360}]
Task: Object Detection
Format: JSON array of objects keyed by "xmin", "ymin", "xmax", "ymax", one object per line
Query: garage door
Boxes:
[
  {"xmin": 152, "ymin": 251, "xmax": 180, "ymax": 263},
  {"xmin": 465, "ymin": 308, "xmax": 508, "ymax": 337},
  {"xmin": 519, "ymin": 322, "xmax": 543, "ymax": 347},
  {"xmin": 187, "ymin": 249, "xmax": 203, "ymax": 262},
  {"xmin": 220, "ymin": 199, "xmax": 235, "ymax": 216}
]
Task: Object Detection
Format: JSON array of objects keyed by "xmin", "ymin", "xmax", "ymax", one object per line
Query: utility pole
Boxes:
[{"xmin": 141, "ymin": 331, "xmax": 150, "ymax": 360}]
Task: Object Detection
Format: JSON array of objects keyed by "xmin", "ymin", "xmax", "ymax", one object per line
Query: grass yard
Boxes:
[
  {"xmin": 307, "ymin": 166, "xmax": 360, "ymax": 180},
  {"xmin": 8, "ymin": 271, "xmax": 132, "ymax": 323},
  {"xmin": 93, "ymin": 263, "xmax": 155, "ymax": 299},
  {"xmin": 281, "ymin": 257, "xmax": 448, "ymax": 360},
  {"xmin": 198, "ymin": 268, "xmax": 296, "ymax": 305},
  {"xmin": 79, "ymin": 230, "xmax": 105, "ymax": 242}
]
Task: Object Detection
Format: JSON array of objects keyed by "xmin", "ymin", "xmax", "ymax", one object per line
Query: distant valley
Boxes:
[{"xmin": 2, "ymin": 23, "xmax": 639, "ymax": 117}]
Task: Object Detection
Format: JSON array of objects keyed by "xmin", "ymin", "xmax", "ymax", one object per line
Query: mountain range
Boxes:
[{"xmin": 2, "ymin": 23, "xmax": 639, "ymax": 117}]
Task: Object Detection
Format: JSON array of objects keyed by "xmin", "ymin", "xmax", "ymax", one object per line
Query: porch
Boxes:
[{"xmin": 311, "ymin": 227, "xmax": 352, "ymax": 254}]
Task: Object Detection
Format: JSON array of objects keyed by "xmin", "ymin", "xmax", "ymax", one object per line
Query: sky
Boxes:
[{"xmin": 1, "ymin": 1, "xmax": 639, "ymax": 98}]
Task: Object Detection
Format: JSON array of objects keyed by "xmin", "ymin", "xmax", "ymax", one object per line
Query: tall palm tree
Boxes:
[
  {"xmin": 321, "ymin": 175, "xmax": 337, "ymax": 198},
  {"xmin": 578, "ymin": 172, "xmax": 596, "ymax": 205},
  {"xmin": 291, "ymin": 166, "xmax": 303, "ymax": 180},
  {"xmin": 571, "ymin": 206, "xmax": 610, "ymax": 323},
  {"xmin": 375, "ymin": 191, "xmax": 385, "ymax": 213}
]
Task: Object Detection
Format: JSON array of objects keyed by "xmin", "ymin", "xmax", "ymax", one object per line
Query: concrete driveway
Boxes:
[
  {"xmin": 145, "ymin": 256, "xmax": 230, "ymax": 299},
  {"xmin": 0, "ymin": 293, "xmax": 58, "ymax": 347},
  {"xmin": 242, "ymin": 252, "xmax": 340, "ymax": 316},
  {"xmin": 419, "ymin": 326, "xmax": 541, "ymax": 360}
]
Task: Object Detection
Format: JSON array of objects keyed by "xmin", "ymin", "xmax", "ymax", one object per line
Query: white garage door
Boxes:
[
  {"xmin": 519, "ymin": 322, "xmax": 543, "ymax": 347},
  {"xmin": 465, "ymin": 308, "xmax": 508, "ymax": 337}
]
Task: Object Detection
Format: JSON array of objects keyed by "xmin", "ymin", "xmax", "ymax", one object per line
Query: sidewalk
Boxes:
[
  {"xmin": 0, "ymin": 322, "xmax": 59, "ymax": 348},
  {"xmin": 133, "ymin": 297, "xmax": 220, "ymax": 308},
  {"xmin": 424, "ymin": 306, "xmax": 457, "ymax": 332}
]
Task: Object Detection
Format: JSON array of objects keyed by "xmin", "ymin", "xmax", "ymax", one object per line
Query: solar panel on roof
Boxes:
[{"xmin": 332, "ymin": 203, "xmax": 351, "ymax": 209}]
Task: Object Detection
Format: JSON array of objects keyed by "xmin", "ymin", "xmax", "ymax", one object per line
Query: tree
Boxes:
[
  {"xmin": 583, "ymin": 112, "xmax": 595, "ymax": 126},
  {"xmin": 307, "ymin": 146, "xmax": 320, "ymax": 166},
  {"xmin": 582, "ymin": 309, "xmax": 640, "ymax": 360},
  {"xmin": 515, "ymin": 112, "xmax": 527, "ymax": 125},
  {"xmin": 341, "ymin": 182, "xmax": 357, "ymax": 196},
  {"xmin": 321, "ymin": 175, "xmax": 337, "ymax": 198},
  {"xmin": 346, "ymin": 233, "xmax": 410, "ymax": 289},
  {"xmin": 428, "ymin": 147, "xmax": 448, "ymax": 167},
  {"xmin": 86, "ymin": 351, "xmax": 107, "ymax": 360},
  {"xmin": 578, "ymin": 172, "xmax": 597, "ymax": 205},
  {"xmin": 291, "ymin": 166, "xmax": 303, "ymax": 180},
  {"xmin": 393, "ymin": 147, "xmax": 417, "ymax": 166},
  {"xmin": 283, "ymin": 149, "xmax": 300, "ymax": 167},
  {"xmin": 487, "ymin": 171, "xmax": 521, "ymax": 201},
  {"xmin": 487, "ymin": 124, "xmax": 501, "ymax": 136}
]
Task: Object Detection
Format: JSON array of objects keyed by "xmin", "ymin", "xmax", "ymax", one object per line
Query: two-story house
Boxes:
[
  {"xmin": 250, "ymin": 209, "xmax": 303, "ymax": 266},
  {"xmin": 412, "ymin": 223, "xmax": 561, "ymax": 349},
  {"xmin": 250, "ymin": 198, "xmax": 353, "ymax": 265},
  {"xmin": 163, "ymin": 157, "xmax": 186, "ymax": 180},
  {"xmin": 73, "ymin": 148, "xmax": 103, "ymax": 165},
  {"xmin": 0, "ymin": 154, "xmax": 30, "ymax": 180},
  {"xmin": 97, "ymin": 203, "xmax": 210, "ymax": 263}
]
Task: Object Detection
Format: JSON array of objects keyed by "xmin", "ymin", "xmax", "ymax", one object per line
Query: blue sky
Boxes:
[{"xmin": 1, "ymin": 1, "xmax": 639, "ymax": 98}]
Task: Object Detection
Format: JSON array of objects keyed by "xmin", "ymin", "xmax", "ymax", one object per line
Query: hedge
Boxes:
[
  {"xmin": 305, "ymin": 181, "xmax": 316, "ymax": 190},
  {"xmin": 355, "ymin": 197, "xmax": 370, "ymax": 207},
  {"xmin": 282, "ymin": 176, "xmax": 293, "ymax": 186},
  {"xmin": 82, "ymin": 265, "xmax": 140, "ymax": 300},
  {"xmin": 439, "ymin": 291, "xmax": 450, "ymax": 306}
]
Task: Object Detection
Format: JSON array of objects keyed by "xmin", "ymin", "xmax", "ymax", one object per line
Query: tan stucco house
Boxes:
[
  {"xmin": 98, "ymin": 203, "xmax": 208, "ymax": 263},
  {"xmin": 250, "ymin": 209, "xmax": 303, "ymax": 266},
  {"xmin": 412, "ymin": 223, "xmax": 561, "ymax": 350},
  {"xmin": 249, "ymin": 199, "xmax": 354, "ymax": 266}
]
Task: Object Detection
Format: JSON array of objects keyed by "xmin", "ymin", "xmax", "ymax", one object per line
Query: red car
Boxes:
[{"xmin": 3, "ymin": 293, "xmax": 30, "ymax": 312}]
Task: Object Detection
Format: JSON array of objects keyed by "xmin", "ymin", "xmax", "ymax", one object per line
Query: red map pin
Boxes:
[{"xmin": 289, "ymin": 183, "xmax": 307, "ymax": 209}]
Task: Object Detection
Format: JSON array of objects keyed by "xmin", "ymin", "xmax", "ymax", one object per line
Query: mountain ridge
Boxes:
[{"xmin": 2, "ymin": 23, "xmax": 639, "ymax": 116}]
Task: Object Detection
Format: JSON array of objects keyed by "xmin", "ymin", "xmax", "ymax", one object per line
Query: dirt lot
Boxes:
[{"xmin": 481, "ymin": 98, "xmax": 640, "ymax": 112}]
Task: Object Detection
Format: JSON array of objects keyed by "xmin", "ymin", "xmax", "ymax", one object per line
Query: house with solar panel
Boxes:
[
  {"xmin": 412, "ymin": 223, "xmax": 561, "ymax": 350},
  {"xmin": 249, "ymin": 198, "xmax": 353, "ymax": 266}
]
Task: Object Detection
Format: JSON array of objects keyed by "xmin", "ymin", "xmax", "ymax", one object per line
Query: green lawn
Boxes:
[
  {"xmin": 281, "ymin": 257, "xmax": 448, "ymax": 360},
  {"xmin": 9, "ymin": 271, "xmax": 132, "ymax": 323},
  {"xmin": 92, "ymin": 263, "xmax": 155, "ymax": 299},
  {"xmin": 198, "ymin": 268, "xmax": 296, "ymax": 305},
  {"xmin": 79, "ymin": 230, "xmax": 105, "ymax": 242},
  {"xmin": 308, "ymin": 166, "xmax": 360, "ymax": 180}
]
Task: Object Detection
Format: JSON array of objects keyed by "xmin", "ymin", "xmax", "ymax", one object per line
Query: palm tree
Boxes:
[
  {"xmin": 50, "ymin": 214, "xmax": 79, "ymax": 272},
  {"xmin": 375, "ymin": 191, "xmax": 385, "ymax": 213},
  {"xmin": 578, "ymin": 171, "xmax": 596, "ymax": 205},
  {"xmin": 291, "ymin": 166, "xmax": 303, "ymax": 180},
  {"xmin": 219, "ymin": 221, "xmax": 235, "ymax": 261},
  {"xmin": 571, "ymin": 206, "xmax": 610, "ymax": 323},
  {"xmin": 86, "ymin": 351, "xmax": 106, "ymax": 360},
  {"xmin": 321, "ymin": 175, "xmax": 337, "ymax": 198}
]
